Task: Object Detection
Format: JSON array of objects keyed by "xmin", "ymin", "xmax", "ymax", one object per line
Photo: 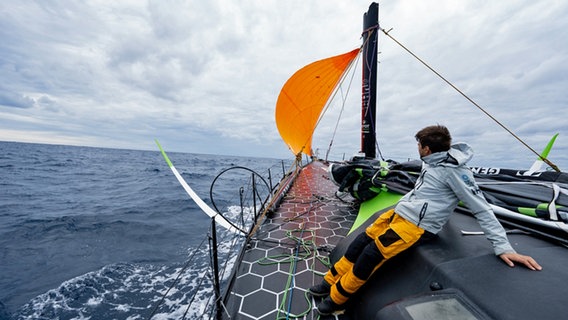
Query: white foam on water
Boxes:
[{"xmin": 14, "ymin": 205, "xmax": 253, "ymax": 319}]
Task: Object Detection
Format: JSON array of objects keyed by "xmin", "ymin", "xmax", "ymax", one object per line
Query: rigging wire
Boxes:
[
  {"xmin": 148, "ymin": 188, "xmax": 255, "ymax": 319},
  {"xmin": 203, "ymin": 225, "xmax": 244, "ymax": 319},
  {"xmin": 146, "ymin": 235, "xmax": 209, "ymax": 320},
  {"xmin": 247, "ymin": 157, "xmax": 302, "ymax": 240},
  {"xmin": 323, "ymin": 25, "xmax": 386, "ymax": 162},
  {"xmin": 307, "ymin": 52, "xmax": 360, "ymax": 159},
  {"xmin": 379, "ymin": 27, "xmax": 560, "ymax": 172},
  {"xmin": 325, "ymin": 53, "xmax": 360, "ymax": 162}
]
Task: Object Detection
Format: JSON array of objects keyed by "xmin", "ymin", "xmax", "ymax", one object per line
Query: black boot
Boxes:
[
  {"xmin": 308, "ymin": 281, "xmax": 331, "ymax": 297},
  {"xmin": 317, "ymin": 297, "xmax": 345, "ymax": 316}
]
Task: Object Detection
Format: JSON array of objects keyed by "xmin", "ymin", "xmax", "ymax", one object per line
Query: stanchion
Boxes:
[{"xmin": 210, "ymin": 219, "xmax": 222, "ymax": 320}]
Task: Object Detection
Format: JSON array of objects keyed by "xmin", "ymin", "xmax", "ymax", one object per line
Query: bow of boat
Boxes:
[{"xmin": 222, "ymin": 160, "xmax": 358, "ymax": 319}]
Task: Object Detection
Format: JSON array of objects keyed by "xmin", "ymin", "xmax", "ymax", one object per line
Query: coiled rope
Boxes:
[
  {"xmin": 252, "ymin": 160, "xmax": 342, "ymax": 319},
  {"xmin": 256, "ymin": 228, "xmax": 331, "ymax": 319}
]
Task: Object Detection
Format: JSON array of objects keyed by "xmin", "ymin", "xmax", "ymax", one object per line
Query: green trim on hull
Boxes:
[{"xmin": 349, "ymin": 191, "xmax": 403, "ymax": 234}]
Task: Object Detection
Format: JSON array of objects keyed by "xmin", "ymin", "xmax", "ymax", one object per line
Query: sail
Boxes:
[{"xmin": 275, "ymin": 49, "xmax": 359, "ymax": 156}]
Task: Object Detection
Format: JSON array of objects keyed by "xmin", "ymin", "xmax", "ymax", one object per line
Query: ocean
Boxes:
[{"xmin": 0, "ymin": 141, "xmax": 289, "ymax": 320}]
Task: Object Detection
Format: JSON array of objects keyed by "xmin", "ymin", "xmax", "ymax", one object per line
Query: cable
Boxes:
[
  {"xmin": 147, "ymin": 235, "xmax": 209, "ymax": 320},
  {"xmin": 379, "ymin": 27, "xmax": 560, "ymax": 172}
]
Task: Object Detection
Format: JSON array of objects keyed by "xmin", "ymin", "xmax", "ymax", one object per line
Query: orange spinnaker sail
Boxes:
[{"xmin": 275, "ymin": 48, "xmax": 359, "ymax": 156}]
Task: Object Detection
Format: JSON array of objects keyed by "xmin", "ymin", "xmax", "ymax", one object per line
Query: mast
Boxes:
[{"xmin": 361, "ymin": 2, "xmax": 378, "ymax": 159}]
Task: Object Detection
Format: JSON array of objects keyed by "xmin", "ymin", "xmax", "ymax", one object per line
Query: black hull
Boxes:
[{"xmin": 332, "ymin": 207, "xmax": 568, "ymax": 320}]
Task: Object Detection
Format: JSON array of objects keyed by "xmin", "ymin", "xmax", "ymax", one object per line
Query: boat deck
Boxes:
[{"xmin": 223, "ymin": 161, "xmax": 358, "ymax": 319}]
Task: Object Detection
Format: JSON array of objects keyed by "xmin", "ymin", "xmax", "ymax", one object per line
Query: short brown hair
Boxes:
[{"xmin": 415, "ymin": 125, "xmax": 452, "ymax": 153}]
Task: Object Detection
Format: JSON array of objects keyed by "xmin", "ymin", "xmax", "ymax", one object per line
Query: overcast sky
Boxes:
[{"xmin": 1, "ymin": 0, "xmax": 567, "ymax": 170}]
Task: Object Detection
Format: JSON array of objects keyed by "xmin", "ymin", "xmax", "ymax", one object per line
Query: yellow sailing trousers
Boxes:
[{"xmin": 324, "ymin": 209, "xmax": 426, "ymax": 305}]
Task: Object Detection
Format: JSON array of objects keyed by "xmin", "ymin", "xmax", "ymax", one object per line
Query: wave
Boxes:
[
  {"xmin": 0, "ymin": 141, "xmax": 285, "ymax": 318},
  {"xmin": 14, "ymin": 262, "xmax": 212, "ymax": 320}
]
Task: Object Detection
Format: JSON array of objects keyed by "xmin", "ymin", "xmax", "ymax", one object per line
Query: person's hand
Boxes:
[{"xmin": 499, "ymin": 252, "xmax": 542, "ymax": 271}]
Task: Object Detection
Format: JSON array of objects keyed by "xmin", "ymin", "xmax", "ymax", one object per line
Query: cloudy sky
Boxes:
[{"xmin": 1, "ymin": 0, "xmax": 567, "ymax": 170}]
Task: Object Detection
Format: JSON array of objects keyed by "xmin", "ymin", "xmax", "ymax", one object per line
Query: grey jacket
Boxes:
[{"xmin": 395, "ymin": 143, "xmax": 515, "ymax": 255}]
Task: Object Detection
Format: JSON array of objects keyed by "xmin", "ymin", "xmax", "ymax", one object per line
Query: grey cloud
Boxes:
[
  {"xmin": 0, "ymin": 89, "xmax": 35, "ymax": 109},
  {"xmin": 0, "ymin": 0, "xmax": 566, "ymax": 167}
]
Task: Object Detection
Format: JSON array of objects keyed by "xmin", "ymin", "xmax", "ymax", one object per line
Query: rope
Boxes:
[
  {"xmin": 256, "ymin": 229, "xmax": 330, "ymax": 268},
  {"xmin": 325, "ymin": 54, "xmax": 361, "ymax": 162},
  {"xmin": 247, "ymin": 157, "xmax": 302, "ymax": 240},
  {"xmin": 308, "ymin": 53, "xmax": 360, "ymax": 160},
  {"xmin": 256, "ymin": 228, "xmax": 332, "ymax": 319},
  {"xmin": 324, "ymin": 24, "xmax": 387, "ymax": 161},
  {"xmin": 254, "ymin": 164, "xmax": 337, "ymax": 319},
  {"xmin": 182, "ymin": 269, "xmax": 209, "ymax": 319},
  {"xmin": 284, "ymin": 228, "xmax": 305, "ymax": 320},
  {"xmin": 379, "ymin": 27, "xmax": 560, "ymax": 172},
  {"xmin": 149, "ymin": 217, "xmax": 244, "ymax": 319},
  {"xmin": 147, "ymin": 235, "xmax": 209, "ymax": 319},
  {"xmin": 233, "ymin": 161, "xmax": 345, "ymax": 318},
  {"xmin": 204, "ymin": 226, "xmax": 244, "ymax": 319}
]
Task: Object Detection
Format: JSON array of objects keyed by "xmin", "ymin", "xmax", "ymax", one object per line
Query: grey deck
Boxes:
[{"xmin": 223, "ymin": 161, "xmax": 358, "ymax": 319}]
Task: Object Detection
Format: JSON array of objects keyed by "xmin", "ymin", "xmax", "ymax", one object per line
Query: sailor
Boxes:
[{"xmin": 309, "ymin": 124, "xmax": 542, "ymax": 316}]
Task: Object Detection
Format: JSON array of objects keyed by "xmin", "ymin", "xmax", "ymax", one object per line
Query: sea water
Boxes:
[{"xmin": 0, "ymin": 141, "xmax": 288, "ymax": 319}]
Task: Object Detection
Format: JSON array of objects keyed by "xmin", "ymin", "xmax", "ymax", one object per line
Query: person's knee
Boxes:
[
  {"xmin": 353, "ymin": 242, "xmax": 384, "ymax": 280},
  {"xmin": 345, "ymin": 232, "xmax": 373, "ymax": 261}
]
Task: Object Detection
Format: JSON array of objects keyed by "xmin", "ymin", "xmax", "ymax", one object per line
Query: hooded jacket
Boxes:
[{"xmin": 395, "ymin": 143, "xmax": 515, "ymax": 256}]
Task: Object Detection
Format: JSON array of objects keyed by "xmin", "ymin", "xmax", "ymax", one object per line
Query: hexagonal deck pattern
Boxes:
[{"xmin": 223, "ymin": 161, "xmax": 358, "ymax": 319}]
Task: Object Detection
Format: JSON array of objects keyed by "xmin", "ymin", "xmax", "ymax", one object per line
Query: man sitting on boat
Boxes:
[{"xmin": 309, "ymin": 124, "xmax": 542, "ymax": 316}]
